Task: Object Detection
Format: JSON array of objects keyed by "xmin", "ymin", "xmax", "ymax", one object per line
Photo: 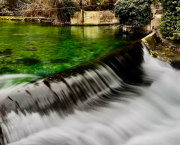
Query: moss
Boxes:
[
  {"xmin": 142, "ymin": 32, "xmax": 159, "ymax": 51},
  {"xmin": 142, "ymin": 32, "xmax": 180, "ymax": 69},
  {"xmin": 165, "ymin": 48, "xmax": 170, "ymax": 51}
]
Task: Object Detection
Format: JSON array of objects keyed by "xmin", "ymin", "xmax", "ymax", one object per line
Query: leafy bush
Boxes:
[
  {"xmin": 160, "ymin": 0, "xmax": 180, "ymax": 41},
  {"xmin": 114, "ymin": 0, "xmax": 152, "ymax": 28},
  {"xmin": 57, "ymin": 0, "xmax": 78, "ymax": 21}
]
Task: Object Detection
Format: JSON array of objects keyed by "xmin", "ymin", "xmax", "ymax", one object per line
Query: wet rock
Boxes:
[{"xmin": 171, "ymin": 61, "xmax": 180, "ymax": 70}]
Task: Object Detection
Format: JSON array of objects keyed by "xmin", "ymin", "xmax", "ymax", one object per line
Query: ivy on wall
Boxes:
[
  {"xmin": 114, "ymin": 0, "xmax": 152, "ymax": 28},
  {"xmin": 160, "ymin": 0, "xmax": 180, "ymax": 41}
]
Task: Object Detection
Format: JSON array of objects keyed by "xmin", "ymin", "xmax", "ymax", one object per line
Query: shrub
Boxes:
[
  {"xmin": 56, "ymin": 0, "xmax": 78, "ymax": 21},
  {"xmin": 160, "ymin": 0, "xmax": 180, "ymax": 41},
  {"xmin": 114, "ymin": 0, "xmax": 152, "ymax": 28}
]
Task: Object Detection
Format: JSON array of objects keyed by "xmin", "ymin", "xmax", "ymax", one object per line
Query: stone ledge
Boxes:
[{"xmin": 142, "ymin": 32, "xmax": 180, "ymax": 70}]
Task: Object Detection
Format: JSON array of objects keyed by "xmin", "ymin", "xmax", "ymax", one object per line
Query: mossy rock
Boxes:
[
  {"xmin": 171, "ymin": 61, "xmax": 180, "ymax": 69},
  {"xmin": 142, "ymin": 32, "xmax": 160, "ymax": 51},
  {"xmin": 165, "ymin": 48, "xmax": 170, "ymax": 51}
]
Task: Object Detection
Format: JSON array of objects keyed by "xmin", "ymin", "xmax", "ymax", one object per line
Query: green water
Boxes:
[{"xmin": 0, "ymin": 20, "xmax": 144, "ymax": 78}]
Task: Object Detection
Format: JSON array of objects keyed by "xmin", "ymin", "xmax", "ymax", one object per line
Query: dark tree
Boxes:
[
  {"xmin": 160, "ymin": 0, "xmax": 180, "ymax": 41},
  {"xmin": 114, "ymin": 0, "xmax": 152, "ymax": 28}
]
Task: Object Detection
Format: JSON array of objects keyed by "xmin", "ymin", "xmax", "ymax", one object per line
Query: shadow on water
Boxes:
[
  {"xmin": 0, "ymin": 67, "xmax": 16, "ymax": 74},
  {"xmin": 0, "ymin": 49, "xmax": 12, "ymax": 56},
  {"xmin": 15, "ymin": 58, "xmax": 41, "ymax": 65},
  {"xmin": 50, "ymin": 59, "xmax": 68, "ymax": 64}
]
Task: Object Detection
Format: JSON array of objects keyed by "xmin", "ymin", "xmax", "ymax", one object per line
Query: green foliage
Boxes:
[
  {"xmin": 91, "ymin": 0, "xmax": 103, "ymax": 5},
  {"xmin": 160, "ymin": 0, "xmax": 180, "ymax": 41},
  {"xmin": 60, "ymin": 0, "xmax": 77, "ymax": 17},
  {"xmin": 55, "ymin": 0, "xmax": 78, "ymax": 23},
  {"xmin": 114, "ymin": 0, "xmax": 152, "ymax": 28}
]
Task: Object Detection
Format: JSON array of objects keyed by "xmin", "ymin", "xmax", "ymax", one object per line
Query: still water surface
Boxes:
[{"xmin": 0, "ymin": 21, "xmax": 143, "ymax": 77}]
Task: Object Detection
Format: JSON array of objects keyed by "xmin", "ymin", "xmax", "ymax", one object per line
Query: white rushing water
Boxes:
[{"xmin": 2, "ymin": 46, "xmax": 180, "ymax": 145}]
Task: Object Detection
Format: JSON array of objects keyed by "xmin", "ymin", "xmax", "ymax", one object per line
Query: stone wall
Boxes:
[
  {"xmin": 151, "ymin": 2, "xmax": 162, "ymax": 29},
  {"xmin": 71, "ymin": 10, "xmax": 119, "ymax": 25},
  {"xmin": 142, "ymin": 32, "xmax": 159, "ymax": 51},
  {"xmin": 71, "ymin": 3, "xmax": 162, "ymax": 34}
]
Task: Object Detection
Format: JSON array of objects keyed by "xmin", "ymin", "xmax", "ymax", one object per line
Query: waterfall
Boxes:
[{"xmin": 1, "ymin": 41, "xmax": 180, "ymax": 145}]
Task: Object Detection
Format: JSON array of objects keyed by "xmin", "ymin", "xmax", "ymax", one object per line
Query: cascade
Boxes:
[{"xmin": 1, "ymin": 41, "xmax": 180, "ymax": 145}]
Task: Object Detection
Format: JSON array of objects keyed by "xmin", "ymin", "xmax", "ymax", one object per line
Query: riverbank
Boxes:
[{"xmin": 0, "ymin": 16, "xmax": 54, "ymax": 22}]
